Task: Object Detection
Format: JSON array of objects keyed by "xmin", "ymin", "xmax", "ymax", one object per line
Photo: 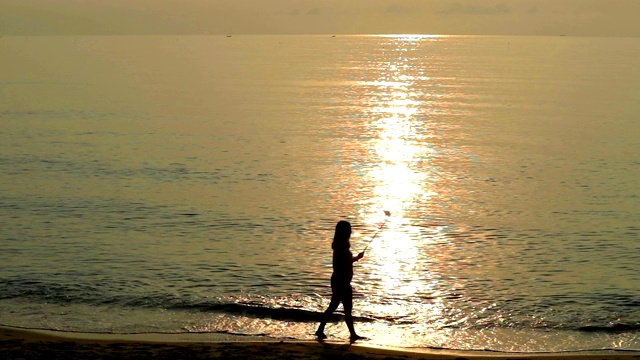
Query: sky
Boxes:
[{"xmin": 1, "ymin": 0, "xmax": 639, "ymax": 37}]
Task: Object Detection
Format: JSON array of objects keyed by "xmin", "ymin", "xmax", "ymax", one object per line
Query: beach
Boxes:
[{"xmin": 1, "ymin": 326, "xmax": 638, "ymax": 360}]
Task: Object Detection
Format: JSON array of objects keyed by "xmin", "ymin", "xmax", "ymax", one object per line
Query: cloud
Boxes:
[
  {"xmin": 440, "ymin": 2, "xmax": 510, "ymax": 15},
  {"xmin": 385, "ymin": 4, "xmax": 416, "ymax": 15},
  {"xmin": 307, "ymin": 7, "xmax": 322, "ymax": 16}
]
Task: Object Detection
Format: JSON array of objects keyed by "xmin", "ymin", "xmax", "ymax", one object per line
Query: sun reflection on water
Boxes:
[
  {"xmin": 349, "ymin": 36, "xmax": 450, "ymax": 337},
  {"xmin": 359, "ymin": 37, "xmax": 440, "ymax": 225}
]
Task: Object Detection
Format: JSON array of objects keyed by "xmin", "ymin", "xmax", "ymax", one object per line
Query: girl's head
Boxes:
[{"xmin": 332, "ymin": 220, "xmax": 352, "ymax": 250}]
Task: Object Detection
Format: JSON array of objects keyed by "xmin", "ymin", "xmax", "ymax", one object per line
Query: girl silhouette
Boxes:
[{"xmin": 315, "ymin": 220, "xmax": 365, "ymax": 342}]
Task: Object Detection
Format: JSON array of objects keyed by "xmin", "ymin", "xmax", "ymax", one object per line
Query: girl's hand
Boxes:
[{"xmin": 357, "ymin": 251, "xmax": 365, "ymax": 260}]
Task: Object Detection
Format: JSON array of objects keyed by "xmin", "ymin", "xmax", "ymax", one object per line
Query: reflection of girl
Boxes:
[{"xmin": 315, "ymin": 220, "xmax": 365, "ymax": 342}]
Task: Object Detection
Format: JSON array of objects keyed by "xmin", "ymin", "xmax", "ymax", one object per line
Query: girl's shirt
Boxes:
[{"xmin": 331, "ymin": 248, "xmax": 354, "ymax": 284}]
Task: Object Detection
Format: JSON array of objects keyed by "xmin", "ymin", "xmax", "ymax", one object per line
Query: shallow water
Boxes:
[{"xmin": 1, "ymin": 35, "xmax": 639, "ymax": 352}]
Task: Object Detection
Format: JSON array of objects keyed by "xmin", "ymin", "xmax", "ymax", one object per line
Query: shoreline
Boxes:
[{"xmin": 1, "ymin": 326, "xmax": 639, "ymax": 360}]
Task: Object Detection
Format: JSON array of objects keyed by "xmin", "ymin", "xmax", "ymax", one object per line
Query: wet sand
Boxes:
[{"xmin": 1, "ymin": 326, "xmax": 638, "ymax": 360}]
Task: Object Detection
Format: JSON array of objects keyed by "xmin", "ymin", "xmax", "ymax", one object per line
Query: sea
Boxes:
[{"xmin": 1, "ymin": 34, "xmax": 638, "ymax": 353}]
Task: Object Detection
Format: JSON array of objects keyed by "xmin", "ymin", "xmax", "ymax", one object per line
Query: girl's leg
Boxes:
[
  {"xmin": 342, "ymin": 286, "xmax": 362, "ymax": 342},
  {"xmin": 316, "ymin": 293, "xmax": 341, "ymax": 337}
]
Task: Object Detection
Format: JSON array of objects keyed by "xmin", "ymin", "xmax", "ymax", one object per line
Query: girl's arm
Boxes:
[{"xmin": 352, "ymin": 251, "xmax": 364, "ymax": 262}]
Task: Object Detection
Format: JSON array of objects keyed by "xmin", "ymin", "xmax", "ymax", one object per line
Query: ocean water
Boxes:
[{"xmin": 0, "ymin": 34, "xmax": 639, "ymax": 352}]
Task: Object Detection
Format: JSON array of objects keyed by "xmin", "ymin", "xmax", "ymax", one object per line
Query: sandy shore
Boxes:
[{"xmin": 1, "ymin": 326, "xmax": 638, "ymax": 360}]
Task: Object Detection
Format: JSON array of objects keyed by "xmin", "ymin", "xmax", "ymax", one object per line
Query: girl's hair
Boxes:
[{"xmin": 332, "ymin": 220, "xmax": 352, "ymax": 250}]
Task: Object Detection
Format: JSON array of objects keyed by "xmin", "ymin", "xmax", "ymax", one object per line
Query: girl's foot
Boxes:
[
  {"xmin": 315, "ymin": 331, "xmax": 327, "ymax": 340},
  {"xmin": 349, "ymin": 334, "xmax": 367, "ymax": 343}
]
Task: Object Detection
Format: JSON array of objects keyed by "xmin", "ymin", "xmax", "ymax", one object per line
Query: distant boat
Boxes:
[{"xmin": 227, "ymin": 35, "xmax": 232, "ymax": 38}]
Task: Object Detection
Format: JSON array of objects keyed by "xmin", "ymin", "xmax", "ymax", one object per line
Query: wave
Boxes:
[
  {"xmin": 0, "ymin": 278, "xmax": 378, "ymax": 324},
  {"xmin": 577, "ymin": 324, "xmax": 640, "ymax": 333},
  {"xmin": 170, "ymin": 302, "xmax": 377, "ymax": 323},
  {"xmin": 1, "ymin": 278, "xmax": 638, "ymax": 333}
]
